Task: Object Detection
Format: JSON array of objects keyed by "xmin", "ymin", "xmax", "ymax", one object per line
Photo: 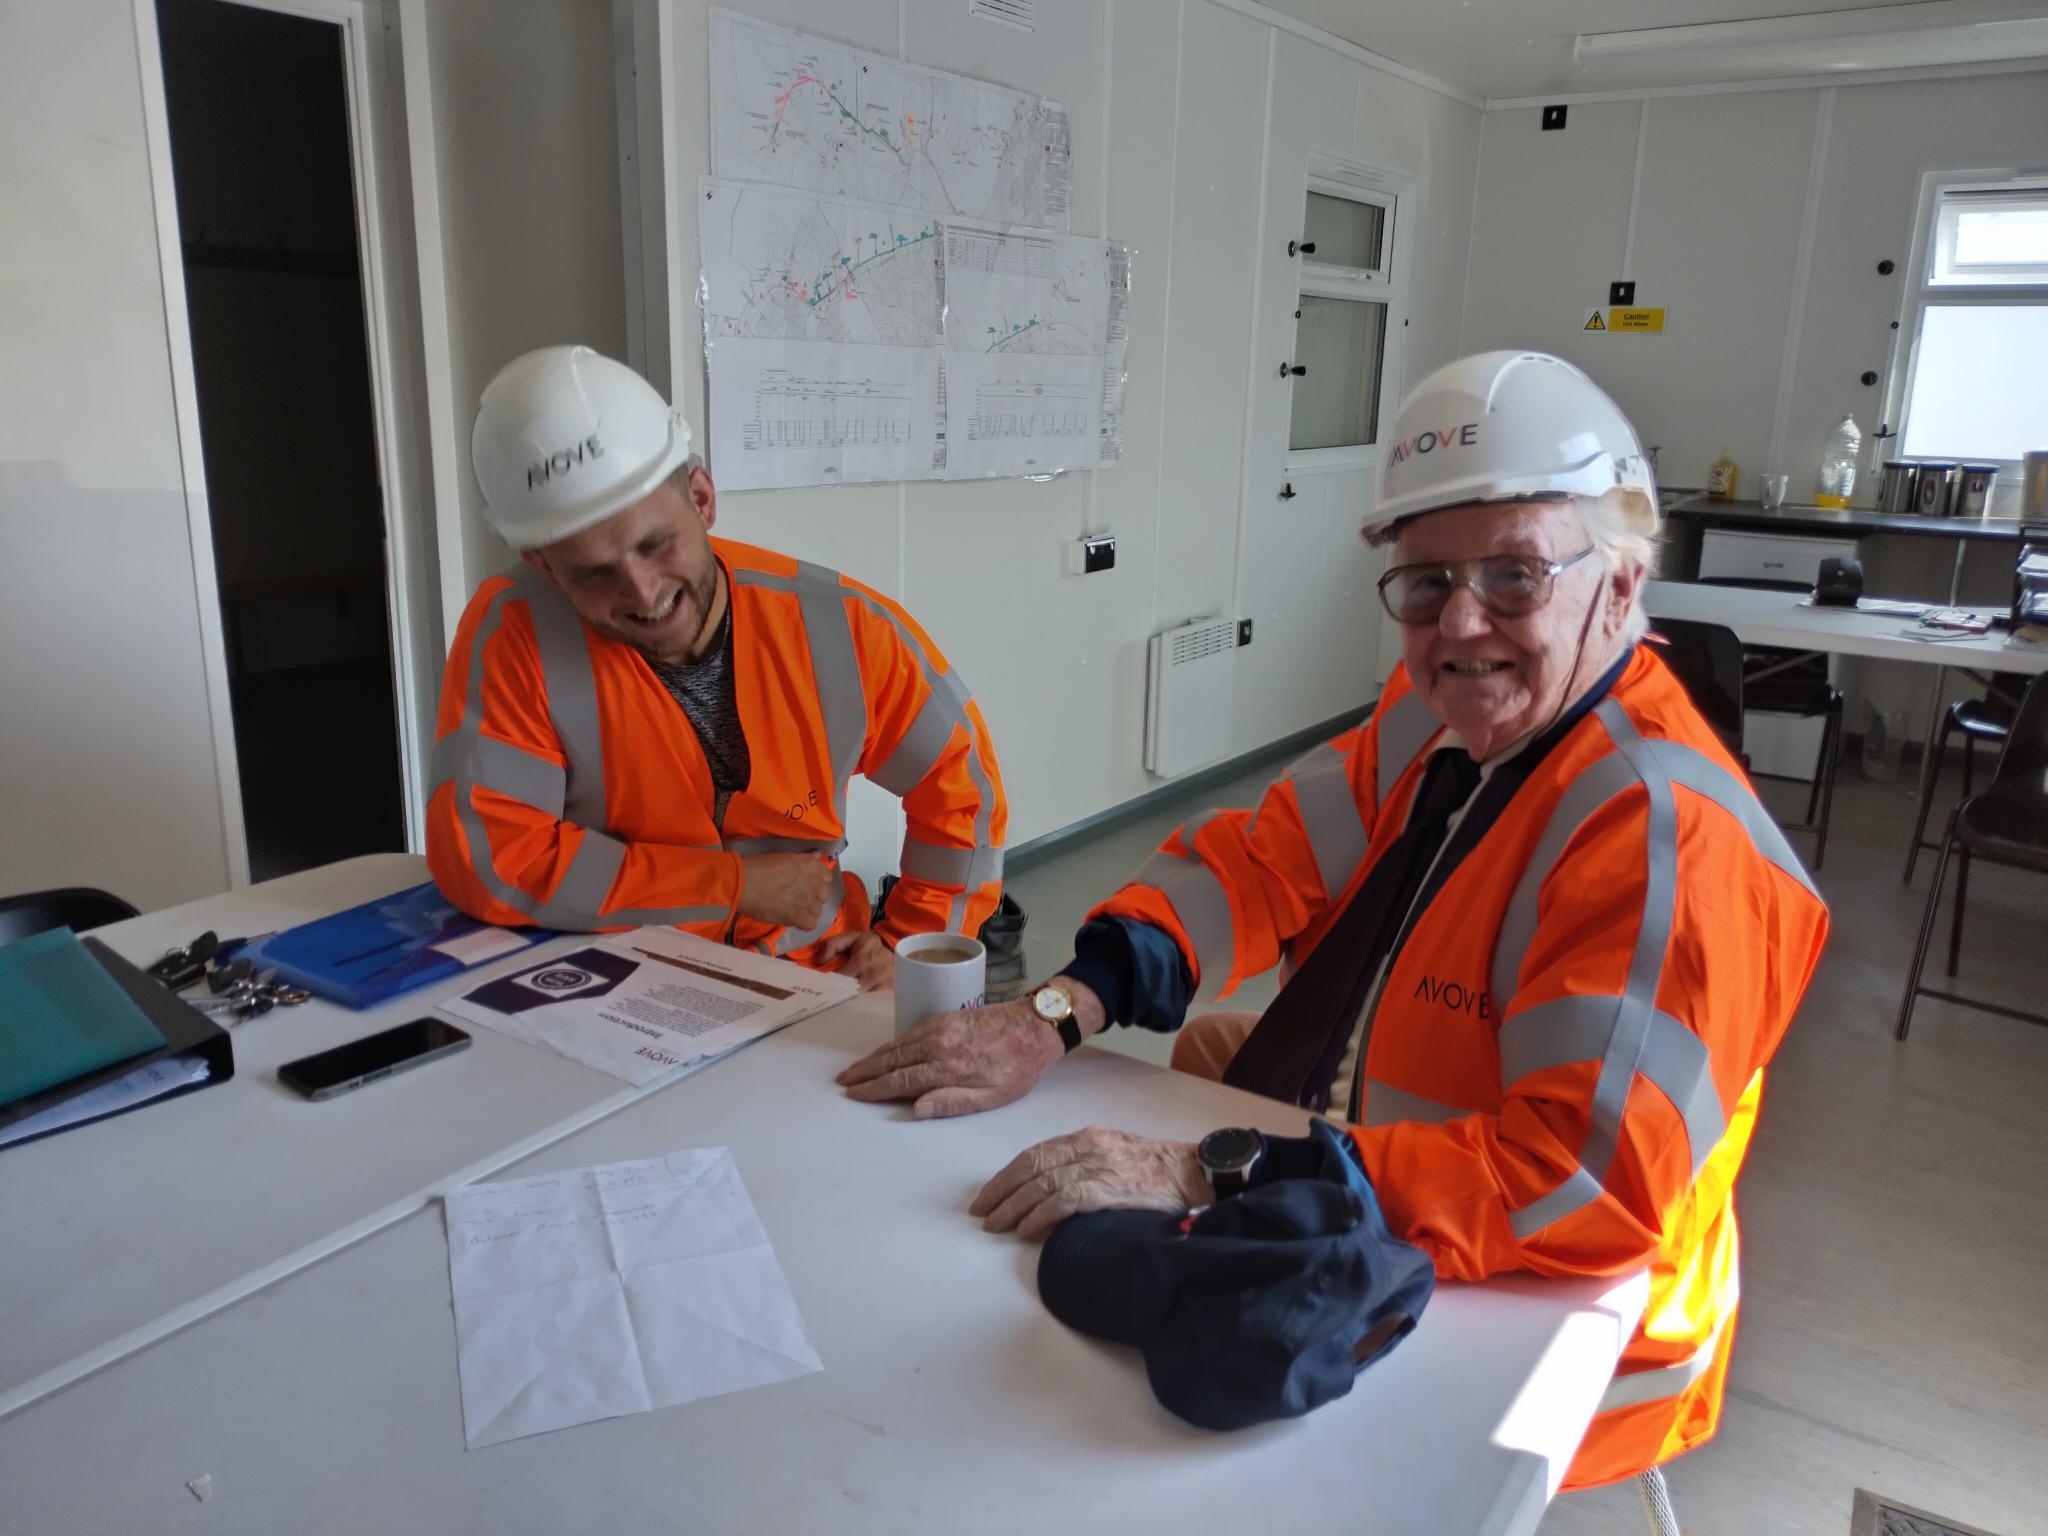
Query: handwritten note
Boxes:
[{"xmin": 443, "ymin": 1148, "xmax": 821, "ymax": 1447}]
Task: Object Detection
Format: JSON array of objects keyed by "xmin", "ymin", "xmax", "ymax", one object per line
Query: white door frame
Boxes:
[{"xmin": 133, "ymin": 0, "xmax": 439, "ymax": 880}]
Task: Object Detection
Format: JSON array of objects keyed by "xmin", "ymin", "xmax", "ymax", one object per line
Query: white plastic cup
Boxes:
[
  {"xmin": 893, "ymin": 933, "xmax": 986, "ymax": 1036},
  {"xmin": 1759, "ymin": 473, "xmax": 1789, "ymax": 511}
]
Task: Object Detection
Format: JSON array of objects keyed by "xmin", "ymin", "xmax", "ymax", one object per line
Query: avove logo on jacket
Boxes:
[{"xmin": 1412, "ymin": 973, "xmax": 1490, "ymax": 1018}]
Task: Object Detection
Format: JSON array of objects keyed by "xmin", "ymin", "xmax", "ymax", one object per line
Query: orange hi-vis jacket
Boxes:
[
  {"xmin": 426, "ymin": 537, "xmax": 1007, "ymax": 961},
  {"xmin": 1093, "ymin": 647, "xmax": 1829, "ymax": 1488}
]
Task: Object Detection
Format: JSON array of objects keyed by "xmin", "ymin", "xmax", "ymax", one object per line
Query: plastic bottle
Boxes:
[
  {"xmin": 1816, "ymin": 415, "xmax": 1862, "ymax": 508},
  {"xmin": 1706, "ymin": 449, "xmax": 1738, "ymax": 500}
]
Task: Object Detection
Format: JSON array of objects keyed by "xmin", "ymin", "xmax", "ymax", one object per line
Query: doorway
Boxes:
[{"xmin": 156, "ymin": 0, "xmax": 406, "ymax": 881}]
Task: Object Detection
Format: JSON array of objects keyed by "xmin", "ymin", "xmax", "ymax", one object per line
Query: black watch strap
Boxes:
[{"xmin": 1055, "ymin": 1013, "xmax": 1084, "ymax": 1053}]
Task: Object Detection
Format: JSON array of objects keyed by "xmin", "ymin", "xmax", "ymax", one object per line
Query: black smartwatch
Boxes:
[{"xmin": 1197, "ymin": 1126, "xmax": 1265, "ymax": 1199}]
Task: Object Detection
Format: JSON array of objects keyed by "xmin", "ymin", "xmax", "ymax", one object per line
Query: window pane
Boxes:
[
  {"xmin": 1954, "ymin": 208, "xmax": 2048, "ymax": 267},
  {"xmin": 1288, "ymin": 296, "xmax": 1386, "ymax": 452},
  {"xmin": 1302, "ymin": 191, "xmax": 1385, "ymax": 272},
  {"xmin": 1901, "ymin": 305, "xmax": 2048, "ymax": 461}
]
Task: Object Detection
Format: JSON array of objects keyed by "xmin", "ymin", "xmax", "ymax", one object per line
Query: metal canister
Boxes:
[
  {"xmin": 1877, "ymin": 461, "xmax": 1917, "ymax": 515},
  {"xmin": 1913, "ymin": 461, "xmax": 1959, "ymax": 517},
  {"xmin": 1955, "ymin": 464, "xmax": 1998, "ymax": 519},
  {"xmin": 2024, "ymin": 450, "xmax": 2048, "ymax": 522}
]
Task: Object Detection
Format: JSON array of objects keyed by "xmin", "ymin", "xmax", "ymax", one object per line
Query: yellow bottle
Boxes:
[{"xmin": 1706, "ymin": 450, "xmax": 1738, "ymax": 501}]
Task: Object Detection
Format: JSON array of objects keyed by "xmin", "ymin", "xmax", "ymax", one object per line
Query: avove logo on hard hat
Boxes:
[
  {"xmin": 527, "ymin": 434, "xmax": 606, "ymax": 490},
  {"xmin": 1387, "ymin": 421, "xmax": 1479, "ymax": 467}
]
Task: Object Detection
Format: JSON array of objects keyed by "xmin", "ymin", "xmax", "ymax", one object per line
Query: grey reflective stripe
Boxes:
[
  {"xmin": 737, "ymin": 564, "xmax": 1000, "ymax": 937},
  {"xmin": 1597, "ymin": 1313, "xmax": 1730, "ymax": 1413},
  {"xmin": 1362, "ymin": 1081, "xmax": 1469, "ymax": 1128},
  {"xmin": 794, "ymin": 561, "xmax": 868, "ymax": 823},
  {"xmin": 1508, "ymin": 1165, "xmax": 1605, "ymax": 1240},
  {"xmin": 1646, "ymin": 739, "xmax": 1819, "ymax": 898},
  {"xmin": 1492, "ymin": 732, "xmax": 1819, "ymax": 1011},
  {"xmin": 1287, "ymin": 743, "xmax": 1369, "ymax": 902},
  {"xmin": 548, "ymin": 828, "xmax": 628, "ymax": 924},
  {"xmin": 724, "ymin": 835, "xmax": 848, "ymax": 858},
  {"xmin": 900, "ymin": 838, "xmax": 1004, "ymax": 888},
  {"xmin": 1506, "ymin": 700, "xmax": 1679, "ymax": 1240},
  {"xmin": 1499, "ymin": 995, "xmax": 1727, "ymax": 1179},
  {"xmin": 1581, "ymin": 701, "xmax": 1680, "ymax": 1185},
  {"xmin": 870, "ymin": 689, "xmax": 956, "ymax": 796},
  {"xmin": 1131, "ymin": 843, "xmax": 1237, "ymax": 1003},
  {"xmin": 1638, "ymin": 1005, "xmax": 1726, "ymax": 1178},
  {"xmin": 429, "ymin": 730, "xmax": 566, "ymax": 815},
  {"xmin": 1372, "ymin": 692, "xmax": 1440, "ymax": 811},
  {"xmin": 442, "ymin": 579, "xmax": 729, "ymax": 933},
  {"xmin": 525, "ymin": 582, "xmax": 607, "ymax": 830},
  {"xmin": 1489, "ymin": 751, "xmax": 1641, "ymax": 1007}
]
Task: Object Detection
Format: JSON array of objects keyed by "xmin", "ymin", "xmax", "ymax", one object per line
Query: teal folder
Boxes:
[{"xmin": 0, "ymin": 928, "xmax": 168, "ymax": 1108}]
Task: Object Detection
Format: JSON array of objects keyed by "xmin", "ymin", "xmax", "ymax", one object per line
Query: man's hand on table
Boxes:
[
  {"xmin": 971, "ymin": 1128, "xmax": 1211, "ymax": 1239},
  {"xmin": 738, "ymin": 852, "xmax": 835, "ymax": 930},
  {"xmin": 835, "ymin": 978, "xmax": 1105, "ymax": 1119},
  {"xmin": 817, "ymin": 929, "xmax": 894, "ymax": 991}
]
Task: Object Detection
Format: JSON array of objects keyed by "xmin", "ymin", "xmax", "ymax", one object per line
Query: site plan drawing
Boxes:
[{"xmin": 710, "ymin": 8, "xmax": 1071, "ymax": 232}]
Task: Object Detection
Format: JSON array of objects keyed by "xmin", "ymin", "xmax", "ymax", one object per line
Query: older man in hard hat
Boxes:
[
  {"xmin": 839, "ymin": 351, "xmax": 1829, "ymax": 1489},
  {"xmin": 427, "ymin": 345, "xmax": 1006, "ymax": 986}
]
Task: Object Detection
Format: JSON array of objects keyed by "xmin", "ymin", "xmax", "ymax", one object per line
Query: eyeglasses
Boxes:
[{"xmin": 1376, "ymin": 546, "xmax": 1598, "ymax": 626}]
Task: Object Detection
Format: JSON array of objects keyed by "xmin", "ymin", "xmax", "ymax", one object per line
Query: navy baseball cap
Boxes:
[{"xmin": 1037, "ymin": 1123, "xmax": 1434, "ymax": 1431}]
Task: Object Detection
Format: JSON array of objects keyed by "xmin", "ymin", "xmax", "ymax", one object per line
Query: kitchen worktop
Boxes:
[{"xmin": 1663, "ymin": 495, "xmax": 2028, "ymax": 542}]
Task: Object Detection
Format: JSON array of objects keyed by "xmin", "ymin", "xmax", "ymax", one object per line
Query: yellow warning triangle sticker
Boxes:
[{"xmin": 1584, "ymin": 310, "xmax": 1606, "ymax": 332}]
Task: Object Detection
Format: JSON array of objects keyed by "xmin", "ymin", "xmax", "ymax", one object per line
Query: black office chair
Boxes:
[
  {"xmin": 1644, "ymin": 619, "xmax": 1746, "ymax": 759},
  {"xmin": 1896, "ymin": 672, "xmax": 2048, "ymax": 1039},
  {"xmin": 0, "ymin": 888, "xmax": 141, "ymax": 948},
  {"xmin": 1692, "ymin": 577, "xmax": 1845, "ymax": 869},
  {"xmin": 1901, "ymin": 694, "xmax": 2017, "ymax": 882}
]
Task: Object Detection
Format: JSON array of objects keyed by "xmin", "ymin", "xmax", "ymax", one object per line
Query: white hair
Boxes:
[{"xmin": 1574, "ymin": 488, "xmax": 1658, "ymax": 647}]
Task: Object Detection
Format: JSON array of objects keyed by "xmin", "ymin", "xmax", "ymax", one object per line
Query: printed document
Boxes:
[
  {"xmin": 444, "ymin": 1148, "xmax": 822, "ymax": 1448},
  {"xmin": 439, "ymin": 927, "xmax": 856, "ymax": 1087}
]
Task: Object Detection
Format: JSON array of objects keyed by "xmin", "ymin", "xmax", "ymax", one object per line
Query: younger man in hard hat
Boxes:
[{"xmin": 426, "ymin": 345, "xmax": 1006, "ymax": 987}]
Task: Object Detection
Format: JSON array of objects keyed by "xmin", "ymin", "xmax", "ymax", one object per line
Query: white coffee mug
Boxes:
[{"xmin": 894, "ymin": 933, "xmax": 986, "ymax": 1035}]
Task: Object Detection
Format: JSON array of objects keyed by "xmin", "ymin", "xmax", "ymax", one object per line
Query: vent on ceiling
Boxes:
[{"xmin": 969, "ymin": 0, "xmax": 1035, "ymax": 33}]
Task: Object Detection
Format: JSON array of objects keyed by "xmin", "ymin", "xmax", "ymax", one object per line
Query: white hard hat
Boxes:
[
  {"xmin": 1364, "ymin": 351, "xmax": 1657, "ymax": 546},
  {"xmin": 470, "ymin": 345, "xmax": 695, "ymax": 550}
]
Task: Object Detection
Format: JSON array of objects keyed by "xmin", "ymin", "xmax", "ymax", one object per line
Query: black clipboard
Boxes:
[{"xmin": 0, "ymin": 938, "xmax": 235, "ymax": 1148}]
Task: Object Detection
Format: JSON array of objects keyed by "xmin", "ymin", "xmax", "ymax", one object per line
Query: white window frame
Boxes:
[
  {"xmin": 1285, "ymin": 153, "xmax": 1413, "ymax": 476},
  {"xmin": 1883, "ymin": 166, "xmax": 2048, "ymax": 483}
]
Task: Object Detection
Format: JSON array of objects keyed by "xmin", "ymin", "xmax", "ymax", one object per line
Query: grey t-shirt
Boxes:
[{"xmin": 649, "ymin": 601, "xmax": 751, "ymax": 826}]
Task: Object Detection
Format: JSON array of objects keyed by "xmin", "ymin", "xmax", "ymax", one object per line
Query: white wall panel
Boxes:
[
  {"xmin": 646, "ymin": 0, "xmax": 1486, "ymax": 861},
  {"xmin": 1460, "ymin": 101, "xmax": 1642, "ymax": 373},
  {"xmin": 1589, "ymin": 91, "xmax": 1816, "ymax": 495},
  {"xmin": 0, "ymin": 0, "xmax": 231, "ymax": 909},
  {"xmin": 1463, "ymin": 69, "xmax": 2048, "ymax": 748},
  {"xmin": 1234, "ymin": 31, "xmax": 1354, "ymax": 750},
  {"xmin": 424, "ymin": 0, "xmax": 633, "ymax": 594},
  {"xmin": 1151, "ymin": 1, "xmax": 1269, "ymax": 635}
]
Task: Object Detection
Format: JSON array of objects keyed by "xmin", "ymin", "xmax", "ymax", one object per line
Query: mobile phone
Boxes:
[{"xmin": 278, "ymin": 1019, "xmax": 471, "ymax": 1101}]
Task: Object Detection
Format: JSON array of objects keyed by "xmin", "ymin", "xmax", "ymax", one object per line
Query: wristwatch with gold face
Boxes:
[{"xmin": 1031, "ymin": 983, "xmax": 1085, "ymax": 1053}]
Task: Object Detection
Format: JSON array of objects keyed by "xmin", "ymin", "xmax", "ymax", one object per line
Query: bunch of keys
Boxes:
[
  {"xmin": 193, "ymin": 960, "xmax": 311, "ymax": 1023},
  {"xmin": 146, "ymin": 930, "xmax": 223, "ymax": 991}
]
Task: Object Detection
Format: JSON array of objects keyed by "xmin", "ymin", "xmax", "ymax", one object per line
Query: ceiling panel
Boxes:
[{"xmin": 1260, "ymin": 0, "xmax": 2048, "ymax": 101}]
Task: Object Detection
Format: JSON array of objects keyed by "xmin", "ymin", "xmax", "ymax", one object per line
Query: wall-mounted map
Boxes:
[{"xmin": 711, "ymin": 9, "xmax": 1071, "ymax": 233}]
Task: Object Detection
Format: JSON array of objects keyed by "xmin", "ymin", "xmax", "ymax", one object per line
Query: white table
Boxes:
[
  {"xmin": 1643, "ymin": 579, "xmax": 2047, "ymax": 673},
  {"xmin": 0, "ymin": 969, "xmax": 1645, "ymax": 1536},
  {"xmin": 1645, "ymin": 578, "xmax": 2044, "ymax": 825},
  {"xmin": 0, "ymin": 855, "xmax": 667, "ymax": 1417}
]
